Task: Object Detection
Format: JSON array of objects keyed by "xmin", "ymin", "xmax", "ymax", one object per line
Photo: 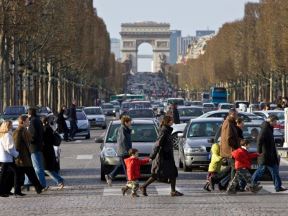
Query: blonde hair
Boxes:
[
  {"xmin": 121, "ymin": 115, "xmax": 132, "ymax": 125},
  {"xmin": 0, "ymin": 120, "xmax": 12, "ymax": 138}
]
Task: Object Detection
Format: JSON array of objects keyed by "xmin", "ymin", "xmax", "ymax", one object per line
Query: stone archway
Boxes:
[{"xmin": 120, "ymin": 22, "xmax": 171, "ymax": 73}]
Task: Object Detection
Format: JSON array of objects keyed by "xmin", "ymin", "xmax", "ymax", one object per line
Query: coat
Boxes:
[
  {"xmin": 208, "ymin": 143, "xmax": 222, "ymax": 173},
  {"xmin": 116, "ymin": 125, "xmax": 132, "ymax": 156},
  {"xmin": 28, "ymin": 116, "xmax": 44, "ymax": 153},
  {"xmin": 257, "ymin": 121, "xmax": 279, "ymax": 166},
  {"xmin": 232, "ymin": 147, "xmax": 259, "ymax": 170},
  {"xmin": 13, "ymin": 126, "xmax": 33, "ymax": 167},
  {"xmin": 173, "ymin": 108, "xmax": 180, "ymax": 124},
  {"xmin": 220, "ymin": 116, "xmax": 240, "ymax": 158},
  {"xmin": 42, "ymin": 124, "xmax": 57, "ymax": 171},
  {"xmin": 57, "ymin": 110, "xmax": 68, "ymax": 133},
  {"xmin": 124, "ymin": 157, "xmax": 150, "ymax": 181},
  {"xmin": 150, "ymin": 125, "xmax": 178, "ymax": 180}
]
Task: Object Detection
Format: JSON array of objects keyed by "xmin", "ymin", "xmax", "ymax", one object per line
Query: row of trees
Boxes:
[
  {"xmin": 169, "ymin": 0, "xmax": 288, "ymax": 103},
  {"xmin": 0, "ymin": 0, "xmax": 125, "ymax": 112}
]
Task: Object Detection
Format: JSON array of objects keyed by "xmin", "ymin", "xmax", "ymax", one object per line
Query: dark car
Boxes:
[
  {"xmin": 2, "ymin": 106, "xmax": 28, "ymax": 120},
  {"xmin": 102, "ymin": 103, "xmax": 115, "ymax": 116},
  {"xmin": 178, "ymin": 106, "xmax": 203, "ymax": 123}
]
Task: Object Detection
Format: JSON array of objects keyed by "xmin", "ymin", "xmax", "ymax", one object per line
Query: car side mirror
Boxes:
[
  {"xmin": 177, "ymin": 133, "xmax": 184, "ymax": 138},
  {"xmin": 95, "ymin": 136, "xmax": 104, "ymax": 143},
  {"xmin": 208, "ymin": 138, "xmax": 215, "ymax": 143}
]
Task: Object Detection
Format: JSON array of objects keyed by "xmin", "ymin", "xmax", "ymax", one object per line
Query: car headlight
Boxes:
[
  {"xmin": 184, "ymin": 146, "xmax": 206, "ymax": 154},
  {"xmin": 102, "ymin": 147, "xmax": 117, "ymax": 157}
]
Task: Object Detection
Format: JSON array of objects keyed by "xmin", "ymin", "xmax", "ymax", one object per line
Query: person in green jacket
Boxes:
[{"xmin": 203, "ymin": 143, "xmax": 222, "ymax": 191}]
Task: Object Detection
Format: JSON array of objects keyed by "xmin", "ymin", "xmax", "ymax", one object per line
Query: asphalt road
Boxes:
[{"xmin": 1, "ymin": 118, "xmax": 288, "ymax": 216}]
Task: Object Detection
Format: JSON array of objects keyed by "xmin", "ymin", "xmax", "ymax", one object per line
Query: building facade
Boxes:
[
  {"xmin": 169, "ymin": 30, "xmax": 181, "ymax": 64},
  {"xmin": 110, "ymin": 38, "xmax": 121, "ymax": 61}
]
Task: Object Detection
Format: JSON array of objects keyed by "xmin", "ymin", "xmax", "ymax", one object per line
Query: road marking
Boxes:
[
  {"xmin": 76, "ymin": 154, "xmax": 93, "ymax": 160},
  {"xmin": 103, "ymin": 188, "xmax": 123, "ymax": 196},
  {"xmin": 280, "ymin": 158, "xmax": 288, "ymax": 166},
  {"xmin": 74, "ymin": 140, "xmax": 82, "ymax": 143},
  {"xmin": 262, "ymin": 185, "xmax": 288, "ymax": 194}
]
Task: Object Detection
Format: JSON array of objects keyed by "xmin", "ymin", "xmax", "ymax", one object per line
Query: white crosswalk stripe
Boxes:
[{"xmin": 76, "ymin": 154, "xmax": 94, "ymax": 159}]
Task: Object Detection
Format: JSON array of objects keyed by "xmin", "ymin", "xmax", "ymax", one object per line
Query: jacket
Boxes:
[
  {"xmin": 28, "ymin": 116, "xmax": 44, "ymax": 153},
  {"xmin": 124, "ymin": 157, "xmax": 150, "ymax": 181},
  {"xmin": 208, "ymin": 143, "xmax": 222, "ymax": 173},
  {"xmin": 257, "ymin": 121, "xmax": 279, "ymax": 166},
  {"xmin": 116, "ymin": 125, "xmax": 132, "ymax": 156},
  {"xmin": 0, "ymin": 132, "xmax": 19, "ymax": 162},
  {"xmin": 69, "ymin": 104, "xmax": 77, "ymax": 122},
  {"xmin": 220, "ymin": 116, "xmax": 240, "ymax": 158},
  {"xmin": 173, "ymin": 108, "xmax": 180, "ymax": 124},
  {"xmin": 42, "ymin": 124, "xmax": 57, "ymax": 171},
  {"xmin": 232, "ymin": 147, "xmax": 259, "ymax": 170},
  {"xmin": 150, "ymin": 125, "xmax": 178, "ymax": 180},
  {"xmin": 13, "ymin": 126, "xmax": 33, "ymax": 167},
  {"xmin": 57, "ymin": 110, "xmax": 68, "ymax": 133}
]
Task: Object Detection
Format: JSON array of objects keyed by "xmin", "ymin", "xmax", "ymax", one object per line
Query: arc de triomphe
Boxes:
[{"xmin": 120, "ymin": 22, "xmax": 171, "ymax": 73}]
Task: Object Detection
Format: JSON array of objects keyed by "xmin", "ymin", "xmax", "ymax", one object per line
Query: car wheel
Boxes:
[
  {"xmin": 85, "ymin": 133, "xmax": 91, "ymax": 139},
  {"xmin": 101, "ymin": 163, "xmax": 108, "ymax": 181},
  {"xmin": 183, "ymin": 161, "xmax": 192, "ymax": 172}
]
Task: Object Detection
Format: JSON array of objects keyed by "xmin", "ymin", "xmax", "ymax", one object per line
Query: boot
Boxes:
[{"xmin": 121, "ymin": 186, "xmax": 129, "ymax": 196}]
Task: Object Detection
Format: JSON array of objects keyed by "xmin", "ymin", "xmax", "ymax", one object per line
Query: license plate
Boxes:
[{"xmin": 251, "ymin": 164, "xmax": 259, "ymax": 169}]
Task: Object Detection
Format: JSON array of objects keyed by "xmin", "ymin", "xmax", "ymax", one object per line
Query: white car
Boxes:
[{"xmin": 83, "ymin": 107, "xmax": 107, "ymax": 129}]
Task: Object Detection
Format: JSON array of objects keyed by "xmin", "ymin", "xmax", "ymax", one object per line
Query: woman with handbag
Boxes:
[
  {"xmin": 140, "ymin": 115, "xmax": 183, "ymax": 197},
  {"xmin": 13, "ymin": 115, "xmax": 43, "ymax": 194}
]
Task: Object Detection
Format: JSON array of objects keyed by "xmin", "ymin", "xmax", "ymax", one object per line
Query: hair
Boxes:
[
  {"xmin": 240, "ymin": 139, "xmax": 250, "ymax": 147},
  {"xmin": 18, "ymin": 115, "xmax": 29, "ymax": 127},
  {"xmin": 0, "ymin": 120, "xmax": 12, "ymax": 138},
  {"xmin": 267, "ymin": 115, "xmax": 278, "ymax": 122},
  {"xmin": 28, "ymin": 107, "xmax": 37, "ymax": 117},
  {"xmin": 160, "ymin": 115, "xmax": 173, "ymax": 127},
  {"xmin": 229, "ymin": 108, "xmax": 237, "ymax": 115},
  {"xmin": 236, "ymin": 117, "xmax": 244, "ymax": 125},
  {"xmin": 121, "ymin": 115, "xmax": 132, "ymax": 125},
  {"xmin": 128, "ymin": 148, "xmax": 138, "ymax": 156},
  {"xmin": 41, "ymin": 116, "xmax": 49, "ymax": 125}
]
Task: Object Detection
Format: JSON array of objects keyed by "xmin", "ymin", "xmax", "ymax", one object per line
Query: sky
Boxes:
[{"xmin": 93, "ymin": 0, "xmax": 259, "ymax": 71}]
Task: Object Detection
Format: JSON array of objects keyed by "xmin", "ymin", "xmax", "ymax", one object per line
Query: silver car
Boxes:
[
  {"xmin": 178, "ymin": 118, "xmax": 223, "ymax": 171},
  {"xmin": 83, "ymin": 106, "xmax": 107, "ymax": 129},
  {"xmin": 99, "ymin": 119, "xmax": 158, "ymax": 180},
  {"xmin": 66, "ymin": 110, "xmax": 91, "ymax": 139}
]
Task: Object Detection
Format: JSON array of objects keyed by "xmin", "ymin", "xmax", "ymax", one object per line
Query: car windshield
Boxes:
[
  {"xmin": 4, "ymin": 107, "xmax": 25, "ymax": 115},
  {"xmin": 220, "ymin": 104, "xmax": 233, "ymax": 109},
  {"xmin": 267, "ymin": 112, "xmax": 284, "ymax": 120},
  {"xmin": 76, "ymin": 112, "xmax": 87, "ymax": 120},
  {"xmin": 84, "ymin": 108, "xmax": 103, "ymax": 115},
  {"xmin": 204, "ymin": 104, "xmax": 214, "ymax": 108},
  {"xmin": 167, "ymin": 99, "xmax": 184, "ymax": 106},
  {"xmin": 129, "ymin": 102, "xmax": 151, "ymax": 109},
  {"xmin": 103, "ymin": 104, "xmax": 114, "ymax": 109},
  {"xmin": 178, "ymin": 108, "xmax": 203, "ymax": 117},
  {"xmin": 187, "ymin": 122, "xmax": 222, "ymax": 137},
  {"xmin": 128, "ymin": 109, "xmax": 154, "ymax": 118},
  {"xmin": 37, "ymin": 107, "xmax": 49, "ymax": 114},
  {"xmin": 106, "ymin": 124, "xmax": 158, "ymax": 143}
]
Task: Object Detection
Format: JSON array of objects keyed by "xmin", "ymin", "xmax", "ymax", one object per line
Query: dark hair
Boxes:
[
  {"xmin": 41, "ymin": 116, "xmax": 49, "ymax": 125},
  {"xmin": 236, "ymin": 117, "xmax": 244, "ymax": 125},
  {"xmin": 229, "ymin": 108, "xmax": 237, "ymax": 114},
  {"xmin": 268, "ymin": 115, "xmax": 278, "ymax": 122},
  {"xmin": 128, "ymin": 148, "xmax": 138, "ymax": 156},
  {"xmin": 18, "ymin": 115, "xmax": 29, "ymax": 126},
  {"xmin": 28, "ymin": 107, "xmax": 37, "ymax": 117},
  {"xmin": 240, "ymin": 139, "xmax": 250, "ymax": 146},
  {"xmin": 160, "ymin": 115, "xmax": 173, "ymax": 127}
]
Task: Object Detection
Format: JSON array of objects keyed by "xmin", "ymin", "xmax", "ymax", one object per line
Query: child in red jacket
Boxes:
[
  {"xmin": 227, "ymin": 139, "xmax": 263, "ymax": 194},
  {"xmin": 122, "ymin": 148, "xmax": 150, "ymax": 197}
]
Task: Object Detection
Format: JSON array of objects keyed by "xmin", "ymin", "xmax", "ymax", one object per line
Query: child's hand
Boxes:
[{"xmin": 149, "ymin": 158, "xmax": 152, "ymax": 162}]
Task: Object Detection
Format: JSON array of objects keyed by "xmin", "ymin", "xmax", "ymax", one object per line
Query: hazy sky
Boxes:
[{"xmin": 93, "ymin": 0, "xmax": 259, "ymax": 71}]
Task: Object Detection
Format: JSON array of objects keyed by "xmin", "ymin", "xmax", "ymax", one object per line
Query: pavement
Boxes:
[{"xmin": 1, "ymin": 122, "xmax": 288, "ymax": 216}]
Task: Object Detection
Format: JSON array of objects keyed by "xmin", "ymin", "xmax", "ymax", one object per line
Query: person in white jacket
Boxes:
[{"xmin": 0, "ymin": 120, "xmax": 22, "ymax": 197}]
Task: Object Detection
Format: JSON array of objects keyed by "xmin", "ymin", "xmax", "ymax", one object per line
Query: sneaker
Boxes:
[
  {"xmin": 250, "ymin": 185, "xmax": 262, "ymax": 193},
  {"xmin": 121, "ymin": 187, "xmax": 129, "ymax": 196},
  {"xmin": 170, "ymin": 191, "xmax": 184, "ymax": 197},
  {"xmin": 0, "ymin": 194, "xmax": 9, "ymax": 198},
  {"xmin": 140, "ymin": 186, "xmax": 148, "ymax": 196},
  {"xmin": 105, "ymin": 175, "xmax": 112, "ymax": 187},
  {"xmin": 276, "ymin": 187, "xmax": 287, "ymax": 192},
  {"xmin": 57, "ymin": 182, "xmax": 64, "ymax": 190},
  {"xmin": 42, "ymin": 186, "xmax": 49, "ymax": 192},
  {"xmin": 131, "ymin": 192, "xmax": 139, "ymax": 198}
]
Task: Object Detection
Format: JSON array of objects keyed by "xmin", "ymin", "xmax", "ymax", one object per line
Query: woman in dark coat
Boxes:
[
  {"xmin": 42, "ymin": 117, "xmax": 65, "ymax": 189},
  {"xmin": 57, "ymin": 106, "xmax": 69, "ymax": 141},
  {"xmin": 140, "ymin": 115, "xmax": 183, "ymax": 197}
]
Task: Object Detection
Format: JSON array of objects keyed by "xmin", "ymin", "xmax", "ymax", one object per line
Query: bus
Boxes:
[
  {"xmin": 110, "ymin": 94, "xmax": 145, "ymax": 102},
  {"xmin": 210, "ymin": 87, "xmax": 227, "ymax": 105}
]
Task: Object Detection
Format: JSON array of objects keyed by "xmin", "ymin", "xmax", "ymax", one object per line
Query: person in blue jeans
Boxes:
[
  {"xmin": 105, "ymin": 116, "xmax": 132, "ymax": 186},
  {"xmin": 252, "ymin": 115, "xmax": 287, "ymax": 192},
  {"xmin": 27, "ymin": 107, "xmax": 47, "ymax": 189}
]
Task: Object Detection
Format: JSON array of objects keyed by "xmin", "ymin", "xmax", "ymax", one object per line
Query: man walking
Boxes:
[
  {"xmin": 252, "ymin": 115, "xmax": 287, "ymax": 192},
  {"xmin": 69, "ymin": 100, "xmax": 78, "ymax": 141},
  {"xmin": 172, "ymin": 103, "xmax": 180, "ymax": 124}
]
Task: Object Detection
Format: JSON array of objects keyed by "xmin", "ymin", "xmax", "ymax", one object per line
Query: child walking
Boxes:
[
  {"xmin": 227, "ymin": 139, "xmax": 263, "ymax": 194},
  {"xmin": 122, "ymin": 148, "xmax": 150, "ymax": 197}
]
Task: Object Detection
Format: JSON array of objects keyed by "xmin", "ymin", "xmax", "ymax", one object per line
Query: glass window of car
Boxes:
[
  {"xmin": 102, "ymin": 104, "xmax": 114, "ymax": 109},
  {"xmin": 178, "ymin": 108, "xmax": 203, "ymax": 117},
  {"xmin": 4, "ymin": 106, "xmax": 26, "ymax": 115},
  {"xmin": 76, "ymin": 111, "xmax": 87, "ymax": 120},
  {"xmin": 128, "ymin": 109, "xmax": 154, "ymax": 118},
  {"xmin": 84, "ymin": 108, "xmax": 103, "ymax": 115},
  {"xmin": 106, "ymin": 124, "xmax": 158, "ymax": 143},
  {"xmin": 220, "ymin": 104, "xmax": 234, "ymax": 109},
  {"xmin": 187, "ymin": 122, "xmax": 222, "ymax": 137},
  {"xmin": 267, "ymin": 112, "xmax": 284, "ymax": 121}
]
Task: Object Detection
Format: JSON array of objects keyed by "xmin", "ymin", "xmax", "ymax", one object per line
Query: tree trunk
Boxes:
[{"xmin": 269, "ymin": 72, "xmax": 273, "ymax": 102}]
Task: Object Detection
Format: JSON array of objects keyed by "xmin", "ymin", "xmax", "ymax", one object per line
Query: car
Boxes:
[
  {"xmin": 2, "ymin": 106, "xmax": 29, "ymax": 120},
  {"xmin": 127, "ymin": 108, "xmax": 160, "ymax": 128},
  {"xmin": 218, "ymin": 103, "xmax": 234, "ymax": 110},
  {"xmin": 198, "ymin": 110, "xmax": 264, "ymax": 124},
  {"xmin": 202, "ymin": 103, "xmax": 216, "ymax": 113},
  {"xmin": 101, "ymin": 103, "xmax": 115, "ymax": 116},
  {"xmin": 99, "ymin": 119, "xmax": 158, "ymax": 180},
  {"xmin": 177, "ymin": 106, "xmax": 203, "ymax": 123},
  {"xmin": 253, "ymin": 110, "xmax": 284, "ymax": 133},
  {"xmin": 178, "ymin": 118, "xmax": 223, "ymax": 171},
  {"xmin": 83, "ymin": 107, "xmax": 107, "ymax": 129},
  {"xmin": 129, "ymin": 101, "xmax": 152, "ymax": 109},
  {"xmin": 120, "ymin": 101, "xmax": 131, "ymax": 115},
  {"xmin": 66, "ymin": 110, "xmax": 90, "ymax": 139},
  {"xmin": 190, "ymin": 101, "xmax": 203, "ymax": 106}
]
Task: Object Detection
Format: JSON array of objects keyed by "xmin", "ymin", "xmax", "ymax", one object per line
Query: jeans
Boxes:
[
  {"xmin": 31, "ymin": 152, "xmax": 46, "ymax": 188},
  {"xmin": 252, "ymin": 164, "xmax": 282, "ymax": 191},
  {"xmin": 18, "ymin": 167, "xmax": 43, "ymax": 192},
  {"xmin": 109, "ymin": 156, "xmax": 127, "ymax": 180},
  {"xmin": 45, "ymin": 170, "xmax": 64, "ymax": 185}
]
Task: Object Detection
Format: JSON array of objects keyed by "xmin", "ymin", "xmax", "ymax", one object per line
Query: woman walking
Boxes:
[
  {"xmin": 0, "ymin": 120, "xmax": 22, "ymax": 197},
  {"xmin": 13, "ymin": 115, "xmax": 43, "ymax": 194},
  {"xmin": 42, "ymin": 117, "xmax": 64, "ymax": 189},
  {"xmin": 57, "ymin": 105, "xmax": 69, "ymax": 142},
  {"xmin": 140, "ymin": 115, "xmax": 183, "ymax": 197}
]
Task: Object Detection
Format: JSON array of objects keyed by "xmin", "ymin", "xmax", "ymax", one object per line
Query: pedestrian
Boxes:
[
  {"xmin": 105, "ymin": 115, "xmax": 132, "ymax": 186},
  {"xmin": 121, "ymin": 148, "xmax": 150, "ymax": 197},
  {"xmin": 0, "ymin": 120, "xmax": 22, "ymax": 197},
  {"xmin": 13, "ymin": 115, "xmax": 43, "ymax": 194},
  {"xmin": 42, "ymin": 117, "xmax": 65, "ymax": 189},
  {"xmin": 57, "ymin": 105, "xmax": 69, "ymax": 141},
  {"xmin": 203, "ymin": 142, "xmax": 222, "ymax": 191},
  {"xmin": 252, "ymin": 115, "xmax": 287, "ymax": 192},
  {"xmin": 172, "ymin": 103, "xmax": 180, "ymax": 124},
  {"xmin": 140, "ymin": 115, "xmax": 183, "ymax": 197},
  {"xmin": 226, "ymin": 139, "xmax": 262, "ymax": 194},
  {"xmin": 27, "ymin": 107, "xmax": 47, "ymax": 189},
  {"xmin": 236, "ymin": 117, "xmax": 244, "ymax": 139},
  {"xmin": 68, "ymin": 100, "xmax": 78, "ymax": 140}
]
